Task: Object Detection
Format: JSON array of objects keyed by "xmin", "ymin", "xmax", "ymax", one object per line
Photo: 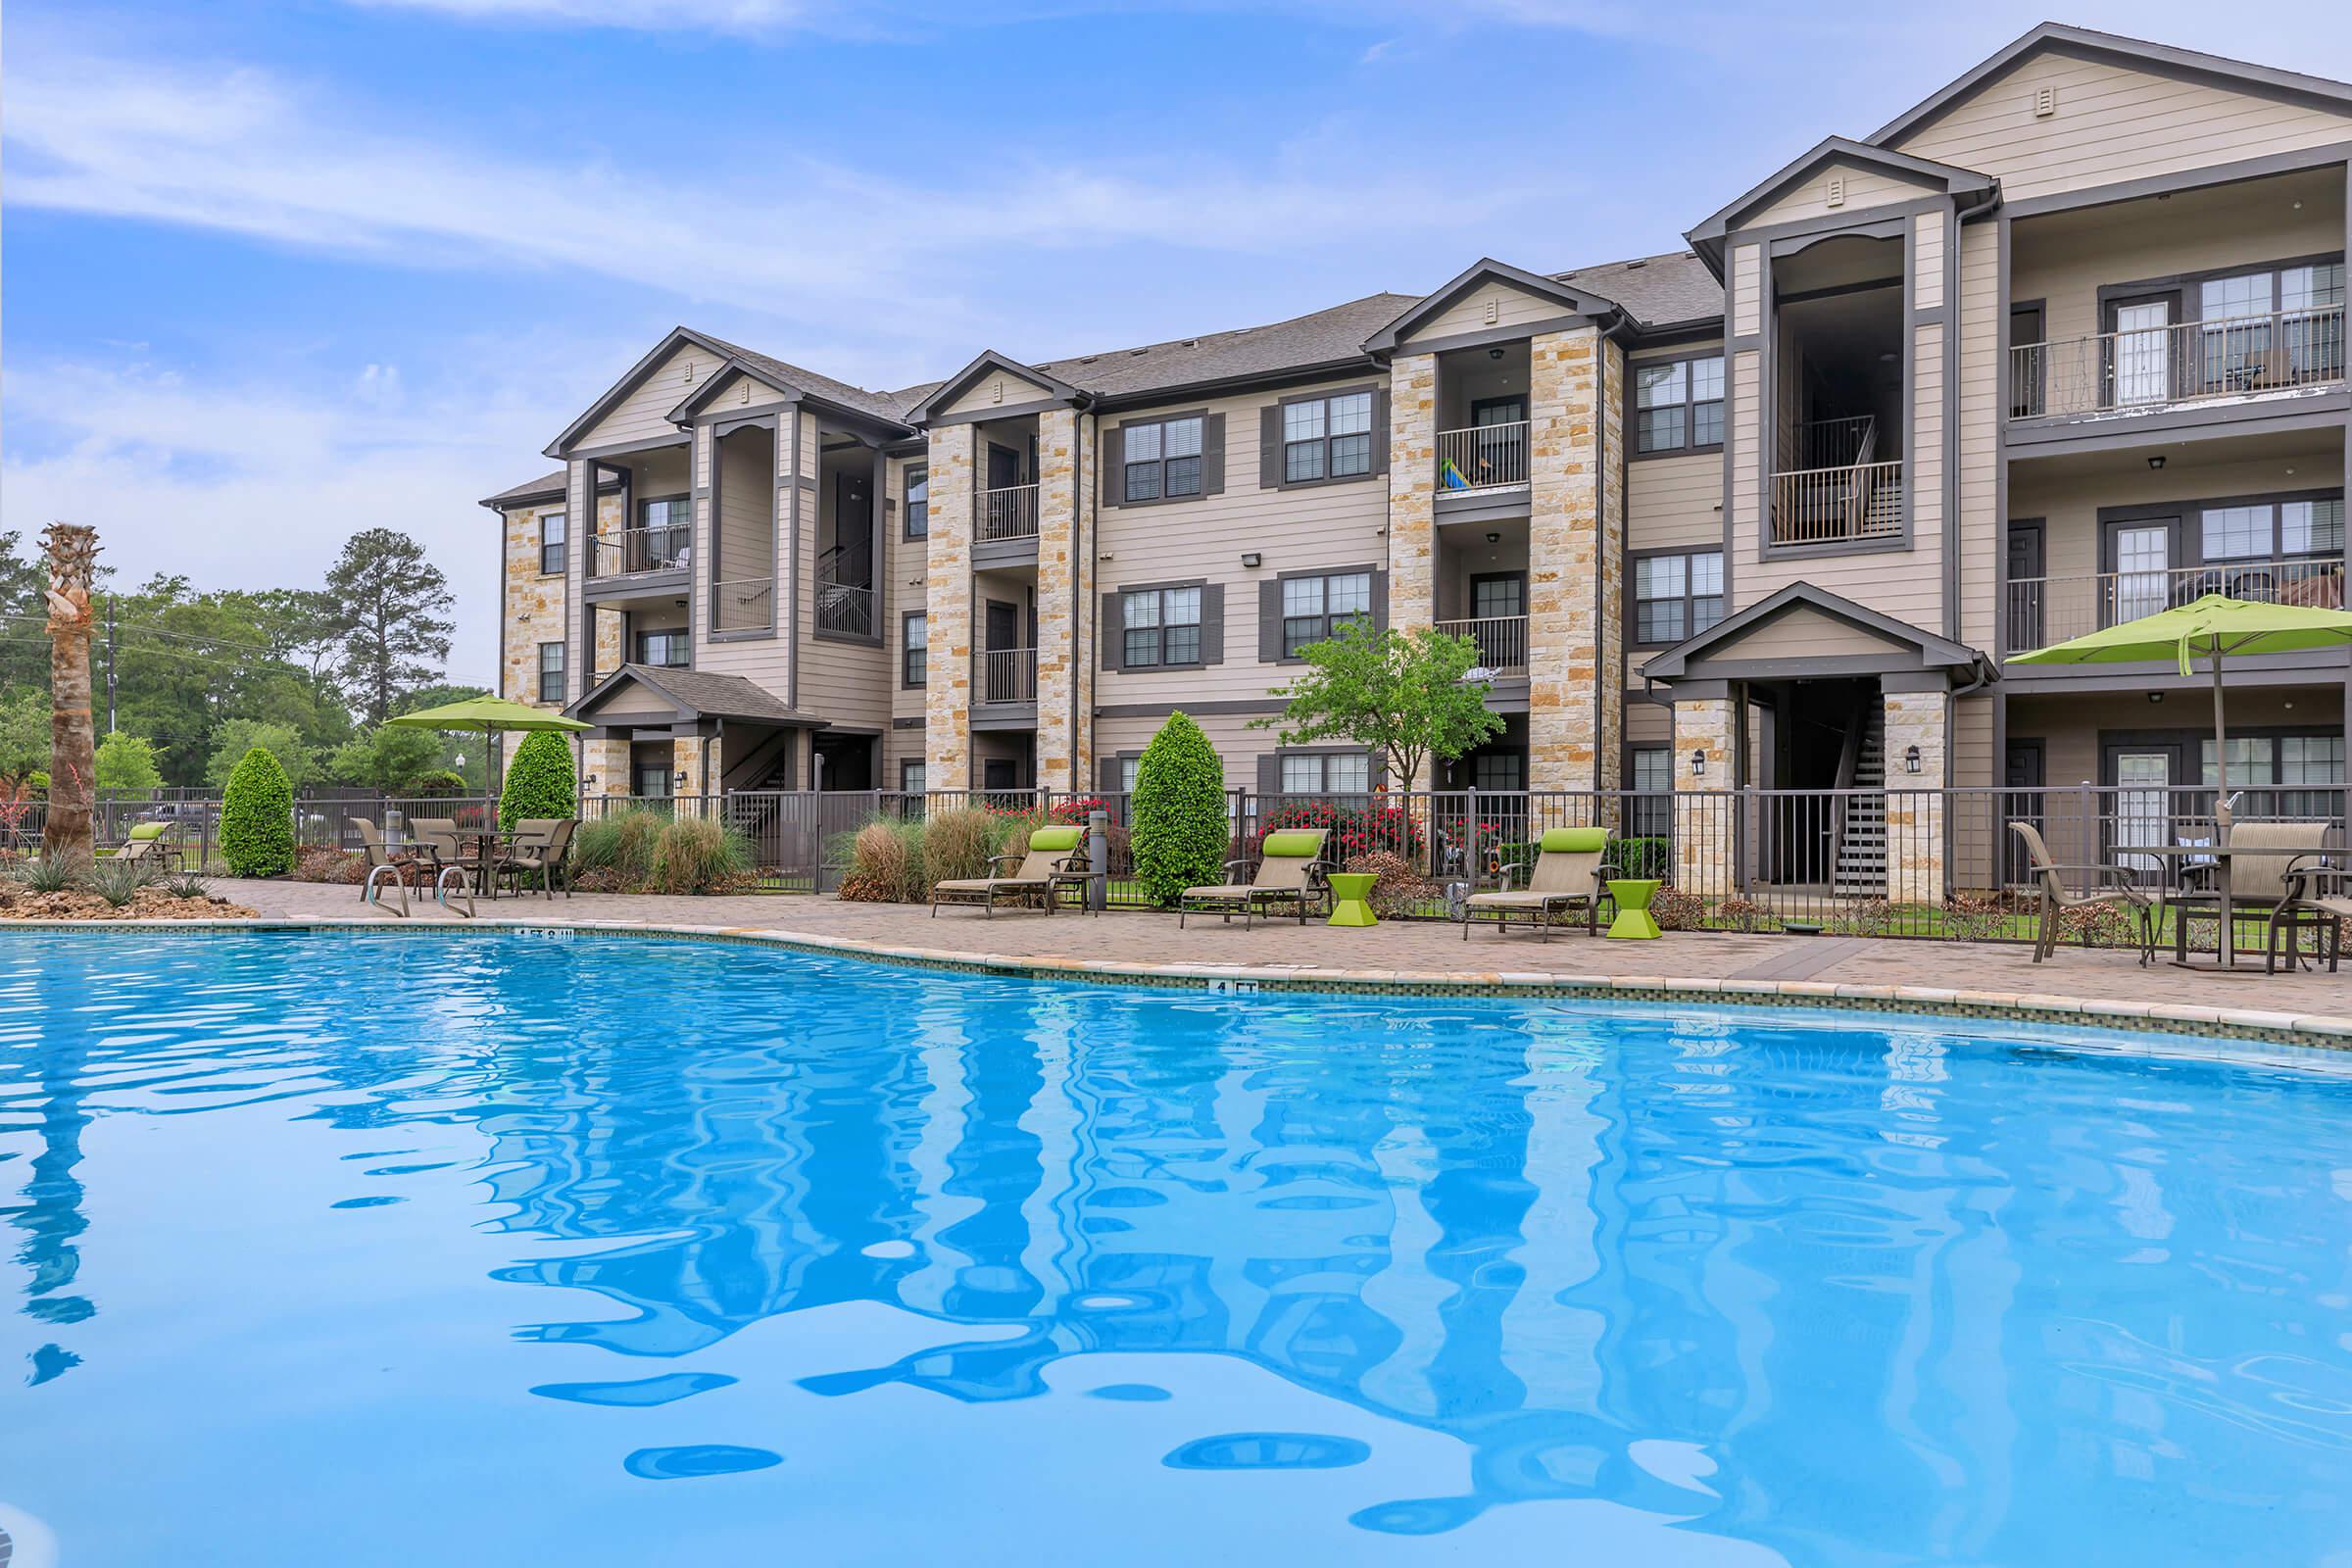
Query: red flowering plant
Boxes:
[{"xmin": 1251, "ymin": 798, "xmax": 1423, "ymax": 861}]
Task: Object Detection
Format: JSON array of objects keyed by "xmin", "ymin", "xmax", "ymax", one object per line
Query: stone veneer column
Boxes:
[
  {"xmin": 582, "ymin": 737, "xmax": 631, "ymax": 798},
  {"xmin": 1527, "ymin": 325, "xmax": 1619, "ymax": 792},
  {"xmin": 671, "ymin": 735, "xmax": 708, "ymax": 804},
  {"xmin": 1033, "ymin": 407, "xmax": 1087, "ymax": 791},
  {"xmin": 1882, "ymin": 688, "xmax": 1947, "ymax": 906},
  {"xmin": 924, "ymin": 421, "xmax": 976, "ymax": 789},
  {"xmin": 1672, "ymin": 697, "xmax": 1736, "ymax": 900},
  {"xmin": 1386, "ymin": 353, "xmax": 1438, "ymax": 630}
]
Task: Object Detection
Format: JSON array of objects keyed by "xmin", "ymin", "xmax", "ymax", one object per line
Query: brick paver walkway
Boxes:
[{"xmin": 197, "ymin": 877, "xmax": 2352, "ymax": 1037}]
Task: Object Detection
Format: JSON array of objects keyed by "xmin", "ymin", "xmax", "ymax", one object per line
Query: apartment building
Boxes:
[{"xmin": 486, "ymin": 23, "xmax": 2352, "ymax": 883}]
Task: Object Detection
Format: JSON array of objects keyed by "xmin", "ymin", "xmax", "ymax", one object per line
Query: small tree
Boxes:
[
  {"xmin": 326, "ymin": 724, "xmax": 440, "ymax": 792},
  {"xmin": 499, "ymin": 730, "xmax": 578, "ymax": 830},
  {"xmin": 95, "ymin": 731, "xmax": 163, "ymax": 794},
  {"xmin": 220, "ymin": 747, "xmax": 295, "ymax": 876},
  {"xmin": 1130, "ymin": 711, "xmax": 1230, "ymax": 906},
  {"xmin": 207, "ymin": 718, "xmax": 318, "ymax": 790},
  {"xmin": 1253, "ymin": 619, "xmax": 1502, "ymax": 794}
]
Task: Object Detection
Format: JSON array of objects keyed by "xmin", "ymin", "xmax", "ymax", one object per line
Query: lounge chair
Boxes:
[
  {"xmin": 497, "ymin": 818, "xmax": 577, "ymax": 899},
  {"xmin": 110, "ymin": 821, "xmax": 175, "ymax": 869},
  {"xmin": 1179, "ymin": 828, "xmax": 1330, "ymax": 929},
  {"xmin": 2266, "ymin": 852, "xmax": 2352, "ymax": 972},
  {"xmin": 2009, "ymin": 820, "xmax": 2157, "ymax": 965},
  {"xmin": 931, "ymin": 825, "xmax": 1089, "ymax": 917},
  {"xmin": 2172, "ymin": 818, "xmax": 2328, "ymax": 964},
  {"xmin": 1461, "ymin": 826, "xmax": 1616, "ymax": 942}
]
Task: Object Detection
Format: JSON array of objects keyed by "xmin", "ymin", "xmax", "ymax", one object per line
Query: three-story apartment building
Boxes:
[{"xmin": 486, "ymin": 23, "xmax": 2351, "ymax": 894}]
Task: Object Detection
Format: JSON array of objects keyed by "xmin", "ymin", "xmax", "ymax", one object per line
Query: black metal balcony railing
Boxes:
[
  {"xmin": 2005, "ymin": 556, "xmax": 2346, "ymax": 654},
  {"xmin": 2009, "ymin": 306, "xmax": 2346, "ymax": 420},
  {"xmin": 1434, "ymin": 615, "xmax": 1529, "ymax": 672},
  {"xmin": 980, "ymin": 483, "xmax": 1039, "ymax": 541},
  {"xmin": 592, "ymin": 525, "xmax": 690, "ymax": 577},
  {"xmin": 976, "ymin": 648, "xmax": 1038, "ymax": 705},
  {"xmin": 816, "ymin": 579, "xmax": 874, "ymax": 638},
  {"xmin": 1437, "ymin": 421, "xmax": 1530, "ymax": 492}
]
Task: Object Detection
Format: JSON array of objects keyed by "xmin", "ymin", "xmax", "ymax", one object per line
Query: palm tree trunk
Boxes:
[{"xmin": 42, "ymin": 524, "xmax": 101, "ymax": 867}]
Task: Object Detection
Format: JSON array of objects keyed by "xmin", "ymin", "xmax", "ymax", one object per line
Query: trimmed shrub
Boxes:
[
  {"xmin": 921, "ymin": 808, "xmax": 1000, "ymax": 889},
  {"xmin": 648, "ymin": 814, "xmax": 750, "ymax": 895},
  {"xmin": 1131, "ymin": 711, "xmax": 1229, "ymax": 907},
  {"xmin": 1650, "ymin": 884, "xmax": 1705, "ymax": 932},
  {"xmin": 1342, "ymin": 850, "xmax": 1439, "ymax": 918},
  {"xmin": 499, "ymin": 731, "xmax": 577, "ymax": 830},
  {"xmin": 1613, "ymin": 835, "xmax": 1672, "ymax": 882},
  {"xmin": 220, "ymin": 748, "xmax": 296, "ymax": 877},
  {"xmin": 413, "ymin": 769, "xmax": 468, "ymax": 798},
  {"xmin": 571, "ymin": 807, "xmax": 662, "ymax": 887}
]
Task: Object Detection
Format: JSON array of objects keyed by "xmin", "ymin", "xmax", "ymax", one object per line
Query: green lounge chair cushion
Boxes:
[
  {"xmin": 1028, "ymin": 826, "xmax": 1083, "ymax": 853},
  {"xmin": 1540, "ymin": 827, "xmax": 1608, "ymax": 854},
  {"xmin": 1262, "ymin": 830, "xmax": 1322, "ymax": 858},
  {"xmin": 127, "ymin": 822, "xmax": 169, "ymax": 841}
]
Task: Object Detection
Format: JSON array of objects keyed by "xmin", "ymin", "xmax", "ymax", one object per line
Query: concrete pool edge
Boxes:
[{"xmin": 13, "ymin": 913, "xmax": 2352, "ymax": 1049}]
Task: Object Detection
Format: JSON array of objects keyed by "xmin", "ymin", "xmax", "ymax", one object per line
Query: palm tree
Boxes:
[{"xmin": 41, "ymin": 523, "xmax": 100, "ymax": 866}]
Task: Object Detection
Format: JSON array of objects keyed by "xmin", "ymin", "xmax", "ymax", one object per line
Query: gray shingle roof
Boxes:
[
  {"xmin": 1028, "ymin": 292, "xmax": 1422, "ymax": 401},
  {"xmin": 691, "ymin": 330, "xmax": 922, "ymax": 425},
  {"xmin": 1552, "ymin": 251, "xmax": 1721, "ymax": 331},
  {"xmin": 482, "ymin": 469, "xmax": 567, "ymax": 508},
  {"xmin": 602, "ymin": 664, "xmax": 814, "ymax": 725}
]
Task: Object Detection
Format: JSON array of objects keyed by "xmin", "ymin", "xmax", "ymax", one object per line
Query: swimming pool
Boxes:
[{"xmin": 3, "ymin": 930, "xmax": 2349, "ymax": 1565}]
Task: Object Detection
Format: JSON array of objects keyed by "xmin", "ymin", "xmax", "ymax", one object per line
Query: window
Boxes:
[
  {"xmin": 637, "ymin": 497, "xmax": 690, "ymax": 570},
  {"xmin": 536, "ymin": 642, "xmax": 564, "ymax": 704},
  {"xmin": 1470, "ymin": 751, "xmax": 1522, "ymax": 793},
  {"xmin": 900, "ymin": 760, "xmax": 927, "ymax": 794},
  {"xmin": 636, "ymin": 629, "xmax": 688, "ymax": 667},
  {"xmin": 2200, "ymin": 732, "xmax": 2345, "ymax": 813},
  {"xmin": 1122, "ymin": 416, "xmax": 1203, "ymax": 503},
  {"xmin": 904, "ymin": 466, "xmax": 928, "ymax": 539},
  {"xmin": 1279, "ymin": 753, "xmax": 1370, "ymax": 795},
  {"xmin": 902, "ymin": 612, "xmax": 927, "ymax": 687},
  {"xmin": 1280, "ymin": 571, "xmax": 1373, "ymax": 657},
  {"xmin": 1630, "ymin": 747, "xmax": 1673, "ymax": 839},
  {"xmin": 1118, "ymin": 756, "xmax": 1140, "ymax": 794},
  {"xmin": 1283, "ymin": 391, "xmax": 1375, "ymax": 484},
  {"xmin": 1635, "ymin": 356, "xmax": 1725, "ymax": 453},
  {"xmin": 2199, "ymin": 261, "xmax": 2348, "ymax": 384},
  {"xmin": 1122, "ymin": 586, "xmax": 1201, "ymax": 667},
  {"xmin": 2192, "ymin": 497, "xmax": 2345, "ymax": 602},
  {"xmin": 1634, "ymin": 552, "xmax": 1725, "ymax": 644},
  {"xmin": 538, "ymin": 512, "xmax": 566, "ymax": 575},
  {"xmin": 2283, "ymin": 498, "xmax": 2345, "ymax": 556}
]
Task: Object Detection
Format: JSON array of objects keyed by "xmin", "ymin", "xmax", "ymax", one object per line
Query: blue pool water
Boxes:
[{"xmin": 4, "ymin": 932, "xmax": 2351, "ymax": 1566}]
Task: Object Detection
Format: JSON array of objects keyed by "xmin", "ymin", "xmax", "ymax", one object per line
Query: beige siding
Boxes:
[
  {"xmin": 1730, "ymin": 245, "xmax": 1762, "ymax": 338},
  {"xmin": 1910, "ymin": 318, "xmax": 1946, "ymax": 618},
  {"xmin": 1096, "ymin": 383, "xmax": 1391, "ymax": 710},
  {"xmin": 1746, "ymin": 158, "xmax": 1937, "ymax": 226},
  {"xmin": 1952, "ymin": 691, "xmax": 1994, "ymax": 790},
  {"xmin": 1400, "ymin": 281, "xmax": 1565, "ymax": 347},
  {"xmin": 1726, "ymin": 349, "xmax": 1762, "ymax": 604},
  {"xmin": 887, "ymin": 452, "xmax": 929, "ymax": 728},
  {"xmin": 1891, "ymin": 52, "xmax": 2352, "ymax": 203},
  {"xmin": 693, "ymin": 413, "xmax": 793, "ymax": 691},
  {"xmin": 1955, "ymin": 222, "xmax": 2001, "ymax": 653},
  {"xmin": 798, "ymin": 443, "xmax": 893, "ymax": 728},
  {"xmin": 1093, "ymin": 710, "xmax": 1281, "ymax": 793},
  {"xmin": 939, "ymin": 368, "xmax": 1054, "ymax": 418},
  {"xmin": 2011, "ymin": 688, "xmax": 2338, "ymax": 788},
  {"xmin": 1626, "ymin": 699, "xmax": 1672, "ymax": 747},
  {"xmin": 1913, "ymin": 211, "xmax": 1946, "ymax": 312},
  {"xmin": 2012, "ymin": 447, "xmax": 2337, "ymax": 583},
  {"xmin": 1728, "ymin": 603, "xmax": 1909, "ymax": 660},
  {"xmin": 1629, "ymin": 452, "xmax": 1721, "ymax": 552},
  {"xmin": 713, "ymin": 424, "xmax": 774, "ymax": 598},
  {"xmin": 575, "ymin": 345, "xmax": 708, "ymax": 451}
]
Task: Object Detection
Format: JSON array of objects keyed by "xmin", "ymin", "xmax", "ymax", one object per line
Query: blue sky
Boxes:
[{"xmin": 6, "ymin": 0, "xmax": 2349, "ymax": 687}]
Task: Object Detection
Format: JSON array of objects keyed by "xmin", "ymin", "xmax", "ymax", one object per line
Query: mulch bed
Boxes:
[{"xmin": 0, "ymin": 886, "xmax": 261, "ymax": 921}]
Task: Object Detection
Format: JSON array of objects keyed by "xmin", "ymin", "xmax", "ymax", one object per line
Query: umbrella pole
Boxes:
[{"xmin": 2211, "ymin": 653, "xmax": 2230, "ymax": 836}]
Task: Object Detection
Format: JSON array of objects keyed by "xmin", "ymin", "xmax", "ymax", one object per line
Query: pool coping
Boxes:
[{"xmin": 12, "ymin": 912, "xmax": 2352, "ymax": 1049}]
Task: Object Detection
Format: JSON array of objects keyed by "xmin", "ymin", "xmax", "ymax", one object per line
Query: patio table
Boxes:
[
  {"xmin": 1325, "ymin": 871, "xmax": 1379, "ymax": 927},
  {"xmin": 1605, "ymin": 878, "xmax": 1662, "ymax": 940},
  {"xmin": 455, "ymin": 829, "xmax": 533, "ymax": 900},
  {"xmin": 2111, "ymin": 844, "xmax": 2244, "ymax": 969}
]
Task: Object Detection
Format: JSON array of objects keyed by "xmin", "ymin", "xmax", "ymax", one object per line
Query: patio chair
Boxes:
[
  {"xmin": 1179, "ymin": 829, "xmax": 1331, "ymax": 929},
  {"xmin": 410, "ymin": 816, "xmax": 464, "ymax": 870},
  {"xmin": 2266, "ymin": 853, "xmax": 2352, "ymax": 973},
  {"xmin": 109, "ymin": 821, "xmax": 176, "ymax": 869},
  {"xmin": 931, "ymin": 825, "xmax": 1089, "ymax": 917},
  {"xmin": 497, "ymin": 818, "xmax": 577, "ymax": 900},
  {"xmin": 2173, "ymin": 818, "xmax": 2329, "ymax": 964},
  {"xmin": 1461, "ymin": 826, "xmax": 1617, "ymax": 942},
  {"xmin": 2008, "ymin": 820, "xmax": 2157, "ymax": 965},
  {"xmin": 349, "ymin": 817, "xmax": 430, "ymax": 902}
]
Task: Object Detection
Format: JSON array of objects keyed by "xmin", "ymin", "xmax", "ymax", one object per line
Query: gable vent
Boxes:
[
  {"xmin": 1483, "ymin": 295, "xmax": 1500, "ymax": 326},
  {"xmin": 2034, "ymin": 83, "xmax": 2057, "ymax": 118},
  {"xmin": 1826, "ymin": 174, "xmax": 1846, "ymax": 208}
]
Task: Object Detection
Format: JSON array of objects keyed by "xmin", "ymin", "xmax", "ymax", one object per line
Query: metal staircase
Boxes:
[{"xmin": 1832, "ymin": 707, "xmax": 1887, "ymax": 896}]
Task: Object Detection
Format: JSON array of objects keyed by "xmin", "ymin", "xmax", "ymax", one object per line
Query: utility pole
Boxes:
[{"xmin": 106, "ymin": 594, "xmax": 118, "ymax": 733}]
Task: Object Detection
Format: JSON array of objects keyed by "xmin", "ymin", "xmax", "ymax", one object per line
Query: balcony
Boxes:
[
  {"xmin": 975, "ymin": 647, "xmax": 1038, "ymax": 706},
  {"xmin": 712, "ymin": 576, "xmax": 773, "ymax": 633},
  {"xmin": 980, "ymin": 483, "xmax": 1039, "ymax": 542},
  {"xmin": 1435, "ymin": 614, "xmax": 1529, "ymax": 674},
  {"xmin": 816, "ymin": 577, "xmax": 874, "ymax": 638},
  {"xmin": 2004, "ymin": 556, "xmax": 2346, "ymax": 655},
  {"xmin": 1437, "ymin": 421, "xmax": 1530, "ymax": 495},
  {"xmin": 1769, "ymin": 460, "xmax": 1904, "ymax": 548},
  {"xmin": 591, "ymin": 524, "xmax": 690, "ymax": 579},
  {"xmin": 2010, "ymin": 307, "xmax": 2345, "ymax": 422}
]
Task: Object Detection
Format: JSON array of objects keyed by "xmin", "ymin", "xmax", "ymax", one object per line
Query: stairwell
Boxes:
[{"xmin": 1833, "ymin": 708, "xmax": 1887, "ymax": 896}]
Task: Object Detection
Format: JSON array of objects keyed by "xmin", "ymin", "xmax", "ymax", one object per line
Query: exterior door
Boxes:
[
  {"xmin": 2003, "ymin": 739, "xmax": 2045, "ymax": 883},
  {"xmin": 2105, "ymin": 519, "xmax": 2177, "ymax": 626},
  {"xmin": 2006, "ymin": 520, "xmax": 2045, "ymax": 650},
  {"xmin": 1470, "ymin": 396, "xmax": 1528, "ymax": 484},
  {"xmin": 2009, "ymin": 302, "xmax": 2046, "ymax": 416},
  {"xmin": 986, "ymin": 443, "xmax": 1023, "ymax": 491},
  {"xmin": 2107, "ymin": 295, "xmax": 2175, "ymax": 406},
  {"xmin": 2112, "ymin": 750, "xmax": 2173, "ymax": 875}
]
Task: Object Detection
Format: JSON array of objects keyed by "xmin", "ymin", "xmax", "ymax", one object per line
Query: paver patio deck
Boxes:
[{"xmin": 171, "ymin": 877, "xmax": 2352, "ymax": 1042}]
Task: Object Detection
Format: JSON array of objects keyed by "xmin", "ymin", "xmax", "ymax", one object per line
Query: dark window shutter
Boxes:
[
  {"xmin": 1201, "ymin": 583, "xmax": 1225, "ymax": 665},
  {"xmin": 1372, "ymin": 388, "xmax": 1392, "ymax": 476},
  {"xmin": 1367, "ymin": 750, "xmax": 1388, "ymax": 788},
  {"xmin": 1370, "ymin": 569, "xmax": 1390, "ymax": 632},
  {"xmin": 1098, "ymin": 756, "xmax": 1119, "ymax": 796},
  {"xmin": 1101, "ymin": 425, "xmax": 1125, "ymax": 508},
  {"xmin": 1258, "ymin": 406, "xmax": 1281, "ymax": 490},
  {"xmin": 1258, "ymin": 579, "xmax": 1282, "ymax": 662},
  {"xmin": 1256, "ymin": 753, "xmax": 1279, "ymax": 797},
  {"xmin": 1100, "ymin": 592, "xmax": 1122, "ymax": 669},
  {"xmin": 1201, "ymin": 413, "xmax": 1226, "ymax": 496}
]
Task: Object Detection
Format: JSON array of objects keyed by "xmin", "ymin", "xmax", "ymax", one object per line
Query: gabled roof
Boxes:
[
  {"xmin": 546, "ymin": 326, "xmax": 918, "ymax": 458},
  {"xmin": 1641, "ymin": 582, "xmax": 1986, "ymax": 681},
  {"xmin": 1869, "ymin": 22, "xmax": 2352, "ymax": 149},
  {"xmin": 1362, "ymin": 259, "xmax": 1625, "ymax": 354},
  {"xmin": 479, "ymin": 468, "xmax": 625, "ymax": 511},
  {"xmin": 1551, "ymin": 252, "xmax": 1721, "ymax": 332},
  {"xmin": 905, "ymin": 349, "xmax": 1092, "ymax": 426},
  {"xmin": 566, "ymin": 664, "xmax": 818, "ymax": 727},
  {"xmin": 1685, "ymin": 137, "xmax": 1997, "ymax": 269},
  {"xmin": 1029, "ymin": 292, "xmax": 1417, "ymax": 405}
]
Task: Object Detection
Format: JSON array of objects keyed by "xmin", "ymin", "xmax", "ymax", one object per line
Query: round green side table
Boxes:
[
  {"xmin": 1605, "ymin": 878, "xmax": 1662, "ymax": 940},
  {"xmin": 1326, "ymin": 872, "xmax": 1380, "ymax": 927}
]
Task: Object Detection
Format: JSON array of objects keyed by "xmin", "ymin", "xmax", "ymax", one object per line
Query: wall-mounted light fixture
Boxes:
[
  {"xmin": 2148, "ymin": 454, "xmax": 2167, "ymax": 470},
  {"xmin": 673, "ymin": 770, "xmax": 688, "ymax": 789},
  {"xmin": 2147, "ymin": 690, "xmax": 2164, "ymax": 704},
  {"xmin": 1488, "ymin": 346, "xmax": 1505, "ymax": 361},
  {"xmin": 1241, "ymin": 552, "xmax": 1262, "ymax": 568},
  {"xmin": 1903, "ymin": 744, "xmax": 1923, "ymax": 774},
  {"xmin": 1690, "ymin": 749, "xmax": 1707, "ymax": 778},
  {"xmin": 1486, "ymin": 531, "xmax": 1500, "ymax": 545}
]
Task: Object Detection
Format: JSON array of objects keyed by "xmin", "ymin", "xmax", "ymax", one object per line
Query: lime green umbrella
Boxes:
[
  {"xmin": 386, "ymin": 696, "xmax": 590, "ymax": 783},
  {"xmin": 2009, "ymin": 591, "xmax": 2352, "ymax": 828}
]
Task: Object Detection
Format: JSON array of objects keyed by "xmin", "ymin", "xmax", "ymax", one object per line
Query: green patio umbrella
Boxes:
[
  {"xmin": 2007, "ymin": 591, "xmax": 2352, "ymax": 830},
  {"xmin": 386, "ymin": 695, "xmax": 590, "ymax": 783}
]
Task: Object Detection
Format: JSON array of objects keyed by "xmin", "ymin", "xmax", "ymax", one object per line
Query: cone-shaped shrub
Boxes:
[
  {"xmin": 220, "ymin": 747, "xmax": 295, "ymax": 877},
  {"xmin": 1130, "ymin": 710, "xmax": 1229, "ymax": 906},
  {"xmin": 499, "ymin": 731, "xmax": 577, "ymax": 831}
]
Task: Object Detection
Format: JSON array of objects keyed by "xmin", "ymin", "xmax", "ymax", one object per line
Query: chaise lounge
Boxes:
[
  {"xmin": 1179, "ymin": 828, "xmax": 1330, "ymax": 928},
  {"xmin": 1461, "ymin": 826, "xmax": 1617, "ymax": 941},
  {"xmin": 931, "ymin": 824, "xmax": 1090, "ymax": 917}
]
